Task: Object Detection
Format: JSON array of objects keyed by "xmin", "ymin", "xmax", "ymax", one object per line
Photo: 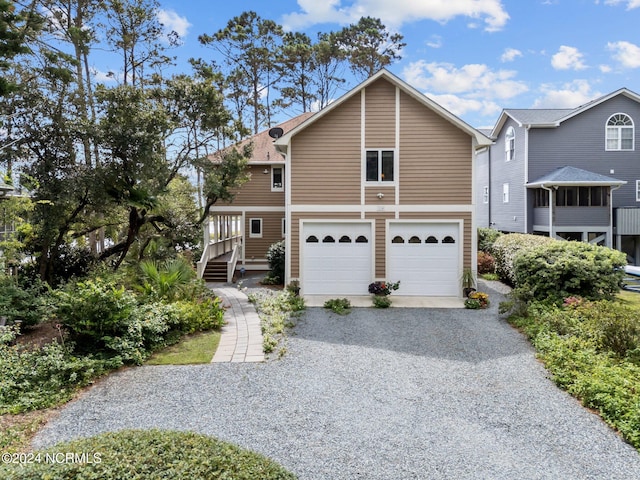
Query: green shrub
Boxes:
[
  {"xmin": 324, "ymin": 298, "xmax": 351, "ymax": 315},
  {"xmin": 0, "ymin": 342, "xmax": 121, "ymax": 414},
  {"xmin": 248, "ymin": 291, "xmax": 299, "ymax": 355},
  {"xmin": 477, "ymin": 251, "xmax": 495, "ymax": 274},
  {"xmin": 478, "ymin": 227, "xmax": 502, "ymax": 252},
  {"xmin": 0, "ymin": 429, "xmax": 297, "ymax": 479},
  {"xmin": 513, "ymin": 241, "xmax": 626, "ymax": 303},
  {"xmin": 0, "ymin": 276, "xmax": 51, "ymax": 328},
  {"xmin": 54, "ymin": 278, "xmax": 139, "ymax": 354},
  {"xmin": 266, "ymin": 241, "xmax": 285, "ymax": 283},
  {"xmin": 172, "ymin": 297, "xmax": 225, "ymax": 334},
  {"xmin": 492, "ymin": 233, "xmax": 554, "ymax": 286},
  {"xmin": 372, "ymin": 295, "xmax": 392, "ymax": 308}
]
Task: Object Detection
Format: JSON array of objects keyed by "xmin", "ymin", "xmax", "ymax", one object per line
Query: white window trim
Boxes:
[
  {"xmin": 636, "ymin": 180, "xmax": 640, "ymax": 202},
  {"xmin": 503, "ymin": 183, "xmax": 509, "ymax": 203},
  {"xmin": 605, "ymin": 113, "xmax": 634, "ymax": 151},
  {"xmin": 505, "ymin": 126, "xmax": 515, "ymax": 162},
  {"xmin": 249, "ymin": 218, "xmax": 262, "ymax": 238},
  {"xmin": 483, "ymin": 186, "xmax": 489, "ymax": 204},
  {"xmin": 282, "ymin": 218, "xmax": 286, "ymax": 237},
  {"xmin": 364, "ymin": 148, "xmax": 397, "ymax": 185},
  {"xmin": 271, "ymin": 166, "xmax": 284, "ymax": 192}
]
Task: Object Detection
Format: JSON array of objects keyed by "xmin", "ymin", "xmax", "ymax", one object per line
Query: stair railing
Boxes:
[{"xmin": 197, "ymin": 234, "xmax": 242, "ymax": 279}]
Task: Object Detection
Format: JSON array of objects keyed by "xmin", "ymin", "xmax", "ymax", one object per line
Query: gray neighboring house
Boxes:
[{"xmin": 477, "ymin": 88, "xmax": 640, "ymax": 265}]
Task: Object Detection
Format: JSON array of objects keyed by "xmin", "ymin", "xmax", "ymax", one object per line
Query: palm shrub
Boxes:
[
  {"xmin": 513, "ymin": 241, "xmax": 626, "ymax": 303},
  {"xmin": 138, "ymin": 256, "xmax": 196, "ymax": 301}
]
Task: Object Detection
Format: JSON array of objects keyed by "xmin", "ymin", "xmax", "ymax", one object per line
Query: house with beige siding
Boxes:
[
  {"xmin": 200, "ymin": 69, "xmax": 491, "ymax": 298},
  {"xmin": 198, "ymin": 113, "xmax": 313, "ymax": 281}
]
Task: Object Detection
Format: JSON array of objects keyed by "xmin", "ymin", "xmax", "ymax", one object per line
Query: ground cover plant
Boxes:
[
  {"xmin": 324, "ymin": 298, "xmax": 352, "ymax": 315},
  {"xmin": 508, "ymin": 298, "xmax": 640, "ymax": 450},
  {"xmin": 249, "ymin": 290, "xmax": 305, "ymax": 356},
  {"xmin": 0, "ymin": 429, "xmax": 297, "ymax": 479}
]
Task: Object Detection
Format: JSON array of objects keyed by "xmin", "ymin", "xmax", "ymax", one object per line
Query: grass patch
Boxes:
[
  {"xmin": 145, "ymin": 330, "xmax": 221, "ymax": 365},
  {"xmin": 618, "ymin": 289, "xmax": 640, "ymax": 307},
  {"xmin": 0, "ymin": 429, "xmax": 297, "ymax": 479}
]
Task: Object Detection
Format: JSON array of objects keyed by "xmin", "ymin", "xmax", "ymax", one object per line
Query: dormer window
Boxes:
[
  {"xmin": 505, "ymin": 126, "xmax": 515, "ymax": 161},
  {"xmin": 606, "ymin": 113, "xmax": 634, "ymax": 151}
]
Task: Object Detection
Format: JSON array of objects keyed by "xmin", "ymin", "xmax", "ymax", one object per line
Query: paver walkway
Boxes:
[{"xmin": 210, "ymin": 287, "xmax": 264, "ymax": 363}]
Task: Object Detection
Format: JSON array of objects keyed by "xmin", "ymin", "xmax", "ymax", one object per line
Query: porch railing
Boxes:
[{"xmin": 196, "ymin": 234, "xmax": 241, "ymax": 279}]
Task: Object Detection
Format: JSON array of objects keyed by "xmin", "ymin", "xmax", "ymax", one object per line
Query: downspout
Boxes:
[
  {"xmin": 524, "ymin": 125, "xmax": 530, "ymax": 233},
  {"xmin": 487, "ymin": 147, "xmax": 492, "ymax": 227},
  {"xmin": 541, "ymin": 184, "xmax": 554, "ymax": 239},
  {"xmin": 609, "ymin": 184, "xmax": 622, "ymax": 249}
]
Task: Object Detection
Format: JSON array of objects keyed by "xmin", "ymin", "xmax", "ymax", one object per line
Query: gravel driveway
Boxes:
[{"xmin": 33, "ymin": 286, "xmax": 640, "ymax": 479}]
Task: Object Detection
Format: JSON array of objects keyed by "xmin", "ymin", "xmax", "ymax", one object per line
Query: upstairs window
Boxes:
[
  {"xmin": 483, "ymin": 186, "xmax": 489, "ymax": 204},
  {"xmin": 502, "ymin": 183, "xmax": 509, "ymax": 203},
  {"xmin": 366, "ymin": 150, "xmax": 394, "ymax": 183},
  {"xmin": 271, "ymin": 166, "xmax": 284, "ymax": 191},
  {"xmin": 637, "ymin": 180, "xmax": 640, "ymax": 202},
  {"xmin": 505, "ymin": 127, "xmax": 515, "ymax": 161},
  {"xmin": 606, "ymin": 113, "xmax": 634, "ymax": 151}
]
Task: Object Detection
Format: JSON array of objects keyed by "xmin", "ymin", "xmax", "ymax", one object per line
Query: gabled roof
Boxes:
[
  {"xmin": 274, "ymin": 69, "xmax": 492, "ymax": 153},
  {"xmin": 210, "ymin": 112, "xmax": 314, "ymax": 164},
  {"xmin": 491, "ymin": 87, "xmax": 640, "ymax": 137},
  {"xmin": 526, "ymin": 166, "xmax": 627, "ymax": 188}
]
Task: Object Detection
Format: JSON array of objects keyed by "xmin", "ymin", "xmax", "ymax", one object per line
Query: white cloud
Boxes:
[
  {"xmin": 604, "ymin": 0, "xmax": 640, "ymax": 9},
  {"xmin": 551, "ymin": 46, "xmax": 587, "ymax": 70},
  {"xmin": 426, "ymin": 35, "xmax": 443, "ymax": 49},
  {"xmin": 501, "ymin": 48, "xmax": 522, "ymax": 62},
  {"xmin": 157, "ymin": 9, "xmax": 191, "ymax": 38},
  {"xmin": 599, "ymin": 64, "xmax": 613, "ymax": 73},
  {"xmin": 402, "ymin": 60, "xmax": 527, "ymax": 120},
  {"xmin": 607, "ymin": 40, "xmax": 640, "ymax": 68},
  {"xmin": 532, "ymin": 80, "xmax": 601, "ymax": 108},
  {"xmin": 92, "ymin": 69, "xmax": 118, "ymax": 83},
  {"xmin": 403, "ymin": 60, "xmax": 528, "ymax": 99},
  {"xmin": 282, "ymin": 0, "xmax": 509, "ymax": 32},
  {"xmin": 425, "ymin": 93, "xmax": 502, "ymax": 118}
]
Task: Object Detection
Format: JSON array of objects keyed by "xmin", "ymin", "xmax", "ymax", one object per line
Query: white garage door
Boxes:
[
  {"xmin": 302, "ymin": 222, "xmax": 372, "ymax": 295},
  {"xmin": 388, "ymin": 223, "xmax": 460, "ymax": 296}
]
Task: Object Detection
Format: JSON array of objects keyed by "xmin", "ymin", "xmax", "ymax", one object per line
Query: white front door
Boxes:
[
  {"xmin": 301, "ymin": 222, "xmax": 373, "ymax": 295},
  {"xmin": 388, "ymin": 222, "xmax": 460, "ymax": 296}
]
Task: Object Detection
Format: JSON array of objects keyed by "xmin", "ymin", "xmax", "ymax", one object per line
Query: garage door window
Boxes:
[
  {"xmin": 339, "ymin": 235, "xmax": 351, "ymax": 243},
  {"xmin": 426, "ymin": 236, "xmax": 438, "ymax": 244},
  {"xmin": 306, "ymin": 235, "xmax": 319, "ymax": 243},
  {"xmin": 355, "ymin": 235, "xmax": 368, "ymax": 243},
  {"xmin": 443, "ymin": 236, "xmax": 455, "ymax": 244},
  {"xmin": 323, "ymin": 236, "xmax": 335, "ymax": 243},
  {"xmin": 392, "ymin": 236, "xmax": 404, "ymax": 243}
]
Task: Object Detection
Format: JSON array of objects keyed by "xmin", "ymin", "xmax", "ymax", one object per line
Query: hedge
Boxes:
[
  {"xmin": 0, "ymin": 430, "xmax": 297, "ymax": 480},
  {"xmin": 491, "ymin": 233, "xmax": 555, "ymax": 286},
  {"xmin": 513, "ymin": 241, "xmax": 626, "ymax": 303}
]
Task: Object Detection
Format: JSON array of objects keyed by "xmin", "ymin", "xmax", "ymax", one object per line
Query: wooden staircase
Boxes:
[{"xmin": 202, "ymin": 256, "xmax": 229, "ymax": 283}]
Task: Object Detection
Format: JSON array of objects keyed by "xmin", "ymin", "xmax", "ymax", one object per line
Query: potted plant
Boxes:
[
  {"xmin": 461, "ymin": 268, "xmax": 476, "ymax": 297},
  {"xmin": 464, "ymin": 291, "xmax": 490, "ymax": 309},
  {"xmin": 368, "ymin": 280, "xmax": 400, "ymax": 296},
  {"xmin": 286, "ymin": 280, "xmax": 301, "ymax": 297}
]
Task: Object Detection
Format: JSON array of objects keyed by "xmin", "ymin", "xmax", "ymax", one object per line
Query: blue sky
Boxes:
[{"xmin": 103, "ymin": 0, "xmax": 640, "ymax": 129}]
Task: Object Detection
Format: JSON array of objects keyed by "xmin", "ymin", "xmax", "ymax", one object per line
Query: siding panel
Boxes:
[
  {"xmin": 398, "ymin": 92, "xmax": 473, "ymax": 205},
  {"xmin": 365, "ymin": 79, "xmax": 396, "ymax": 147},
  {"xmin": 244, "ymin": 211, "xmax": 285, "ymax": 261},
  {"xmin": 291, "ymin": 95, "xmax": 361, "ymax": 205},
  {"xmin": 219, "ymin": 165, "xmax": 285, "ymax": 207}
]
